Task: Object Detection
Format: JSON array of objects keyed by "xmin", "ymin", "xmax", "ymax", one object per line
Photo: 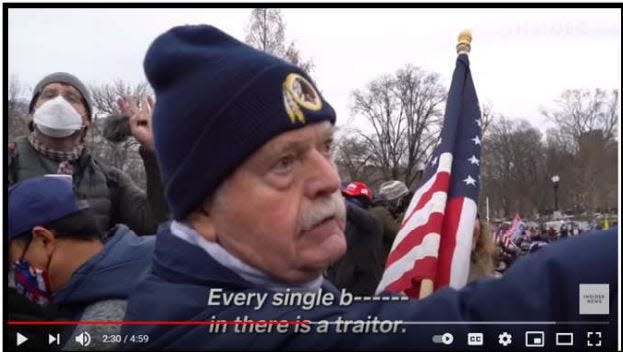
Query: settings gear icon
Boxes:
[{"xmin": 498, "ymin": 332, "xmax": 512, "ymax": 346}]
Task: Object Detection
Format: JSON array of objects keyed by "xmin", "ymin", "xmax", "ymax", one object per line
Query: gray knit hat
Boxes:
[
  {"xmin": 379, "ymin": 180, "xmax": 409, "ymax": 201},
  {"xmin": 29, "ymin": 72, "xmax": 93, "ymax": 119}
]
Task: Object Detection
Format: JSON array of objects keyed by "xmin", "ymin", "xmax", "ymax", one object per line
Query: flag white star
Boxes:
[
  {"xmin": 468, "ymin": 155, "xmax": 479, "ymax": 165},
  {"xmin": 432, "ymin": 156, "xmax": 438, "ymax": 165},
  {"xmin": 476, "ymin": 119, "xmax": 482, "ymax": 127},
  {"xmin": 471, "ymin": 135, "xmax": 481, "ymax": 145},
  {"xmin": 463, "ymin": 175, "xmax": 476, "ymax": 186}
]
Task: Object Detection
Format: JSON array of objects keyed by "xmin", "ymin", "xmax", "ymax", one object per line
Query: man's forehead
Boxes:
[
  {"xmin": 42, "ymin": 82, "xmax": 81, "ymax": 95},
  {"xmin": 263, "ymin": 122, "xmax": 334, "ymax": 152}
]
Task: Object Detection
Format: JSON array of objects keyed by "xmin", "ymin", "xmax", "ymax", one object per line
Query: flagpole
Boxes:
[
  {"xmin": 418, "ymin": 29, "xmax": 473, "ymax": 300},
  {"xmin": 486, "ymin": 196, "xmax": 490, "ymax": 227}
]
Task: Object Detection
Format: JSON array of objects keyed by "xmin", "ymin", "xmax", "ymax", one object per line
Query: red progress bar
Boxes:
[{"xmin": 8, "ymin": 320, "xmax": 311, "ymax": 325}]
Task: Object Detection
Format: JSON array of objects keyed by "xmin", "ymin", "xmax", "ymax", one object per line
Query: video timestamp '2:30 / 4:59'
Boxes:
[{"xmin": 102, "ymin": 334, "xmax": 150, "ymax": 344}]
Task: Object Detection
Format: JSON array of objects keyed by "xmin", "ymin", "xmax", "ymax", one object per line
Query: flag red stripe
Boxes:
[
  {"xmin": 433, "ymin": 197, "xmax": 464, "ymax": 288},
  {"xmin": 384, "ymin": 257, "xmax": 438, "ymax": 294},
  {"xmin": 385, "ymin": 212, "xmax": 445, "ymax": 267},
  {"xmin": 401, "ymin": 172, "xmax": 451, "ymax": 227}
]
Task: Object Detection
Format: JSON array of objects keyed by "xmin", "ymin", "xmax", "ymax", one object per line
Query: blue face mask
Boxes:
[{"xmin": 10, "ymin": 239, "xmax": 52, "ymax": 306}]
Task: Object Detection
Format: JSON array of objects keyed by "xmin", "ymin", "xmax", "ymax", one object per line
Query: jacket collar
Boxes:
[
  {"xmin": 52, "ymin": 225, "xmax": 154, "ymax": 304},
  {"xmin": 153, "ymin": 223, "xmax": 338, "ymax": 294}
]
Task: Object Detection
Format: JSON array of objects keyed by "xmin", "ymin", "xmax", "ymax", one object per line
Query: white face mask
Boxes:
[{"xmin": 33, "ymin": 95, "xmax": 83, "ymax": 138}]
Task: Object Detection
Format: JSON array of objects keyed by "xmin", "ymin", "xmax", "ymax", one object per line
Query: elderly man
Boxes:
[
  {"xmin": 7, "ymin": 176, "xmax": 155, "ymax": 350},
  {"xmin": 7, "ymin": 72, "xmax": 168, "ymax": 235},
  {"xmin": 122, "ymin": 25, "xmax": 617, "ymax": 350}
]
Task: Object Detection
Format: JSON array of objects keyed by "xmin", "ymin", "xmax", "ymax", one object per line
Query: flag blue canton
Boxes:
[{"xmin": 422, "ymin": 54, "xmax": 481, "ymax": 202}]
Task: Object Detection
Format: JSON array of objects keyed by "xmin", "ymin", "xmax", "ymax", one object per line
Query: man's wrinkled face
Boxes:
[{"xmin": 202, "ymin": 121, "xmax": 347, "ymax": 284}]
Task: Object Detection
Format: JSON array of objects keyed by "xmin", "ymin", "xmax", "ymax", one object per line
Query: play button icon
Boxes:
[{"xmin": 16, "ymin": 332, "xmax": 28, "ymax": 346}]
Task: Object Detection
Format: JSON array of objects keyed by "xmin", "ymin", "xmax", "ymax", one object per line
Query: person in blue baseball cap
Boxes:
[
  {"xmin": 8, "ymin": 176, "xmax": 101, "ymax": 305},
  {"xmin": 7, "ymin": 176, "xmax": 155, "ymax": 350}
]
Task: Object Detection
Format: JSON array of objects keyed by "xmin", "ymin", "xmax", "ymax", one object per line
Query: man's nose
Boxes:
[{"xmin": 304, "ymin": 149, "xmax": 341, "ymax": 198}]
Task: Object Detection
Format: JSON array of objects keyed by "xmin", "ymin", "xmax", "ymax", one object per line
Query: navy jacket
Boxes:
[
  {"xmin": 53, "ymin": 225, "xmax": 155, "ymax": 320},
  {"xmin": 326, "ymin": 203, "xmax": 384, "ymax": 296},
  {"xmin": 122, "ymin": 227, "xmax": 617, "ymax": 350}
]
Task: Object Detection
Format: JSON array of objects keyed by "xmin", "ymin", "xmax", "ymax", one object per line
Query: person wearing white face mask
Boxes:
[
  {"xmin": 33, "ymin": 95, "xmax": 84, "ymax": 138},
  {"xmin": 8, "ymin": 72, "xmax": 169, "ymax": 237}
]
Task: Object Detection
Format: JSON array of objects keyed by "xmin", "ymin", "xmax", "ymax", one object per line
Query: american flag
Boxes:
[
  {"xmin": 376, "ymin": 52, "xmax": 481, "ymax": 298},
  {"xmin": 503, "ymin": 213, "xmax": 522, "ymax": 247}
]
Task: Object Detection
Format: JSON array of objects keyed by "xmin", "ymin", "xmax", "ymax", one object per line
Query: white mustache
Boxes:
[{"xmin": 299, "ymin": 192, "xmax": 347, "ymax": 231}]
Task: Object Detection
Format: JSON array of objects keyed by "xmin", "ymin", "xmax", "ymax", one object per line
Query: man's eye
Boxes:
[
  {"xmin": 42, "ymin": 90, "xmax": 57, "ymax": 99},
  {"xmin": 65, "ymin": 94, "xmax": 81, "ymax": 104},
  {"xmin": 273, "ymin": 155, "xmax": 296, "ymax": 172}
]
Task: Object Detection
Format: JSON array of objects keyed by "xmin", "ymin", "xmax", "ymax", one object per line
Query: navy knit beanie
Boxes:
[{"xmin": 144, "ymin": 25, "xmax": 336, "ymax": 220}]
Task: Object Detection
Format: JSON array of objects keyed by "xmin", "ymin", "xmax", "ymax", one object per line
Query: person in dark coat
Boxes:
[
  {"xmin": 326, "ymin": 202, "xmax": 384, "ymax": 296},
  {"xmin": 369, "ymin": 180, "xmax": 411, "ymax": 265},
  {"xmin": 121, "ymin": 25, "xmax": 617, "ymax": 351},
  {"xmin": 7, "ymin": 72, "xmax": 168, "ymax": 235},
  {"xmin": 330, "ymin": 181, "xmax": 384, "ymax": 295}
]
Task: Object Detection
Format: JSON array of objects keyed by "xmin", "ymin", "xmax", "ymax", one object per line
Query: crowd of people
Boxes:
[
  {"xmin": 492, "ymin": 218, "xmax": 617, "ymax": 274},
  {"xmin": 5, "ymin": 24, "xmax": 617, "ymax": 351}
]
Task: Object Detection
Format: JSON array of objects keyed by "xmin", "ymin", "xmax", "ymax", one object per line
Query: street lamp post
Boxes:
[{"xmin": 551, "ymin": 175, "xmax": 560, "ymax": 212}]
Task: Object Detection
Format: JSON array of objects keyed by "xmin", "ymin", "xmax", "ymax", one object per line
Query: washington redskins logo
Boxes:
[{"xmin": 282, "ymin": 73, "xmax": 323, "ymax": 124}]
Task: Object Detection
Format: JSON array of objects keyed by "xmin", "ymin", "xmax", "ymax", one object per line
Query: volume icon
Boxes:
[{"xmin": 75, "ymin": 331, "xmax": 91, "ymax": 347}]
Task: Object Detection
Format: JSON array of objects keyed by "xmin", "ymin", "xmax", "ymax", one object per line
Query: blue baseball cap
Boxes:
[{"xmin": 8, "ymin": 176, "xmax": 90, "ymax": 239}]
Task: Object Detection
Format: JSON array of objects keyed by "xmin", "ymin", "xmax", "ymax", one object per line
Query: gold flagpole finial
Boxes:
[{"xmin": 456, "ymin": 30, "xmax": 472, "ymax": 55}]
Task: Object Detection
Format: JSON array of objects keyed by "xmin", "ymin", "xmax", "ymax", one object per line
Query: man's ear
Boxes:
[
  {"xmin": 186, "ymin": 208, "xmax": 217, "ymax": 242},
  {"xmin": 31, "ymin": 226, "xmax": 57, "ymax": 256}
]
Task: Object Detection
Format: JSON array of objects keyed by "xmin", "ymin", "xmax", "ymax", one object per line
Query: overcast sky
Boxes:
[{"xmin": 7, "ymin": 7, "xmax": 621, "ymax": 134}]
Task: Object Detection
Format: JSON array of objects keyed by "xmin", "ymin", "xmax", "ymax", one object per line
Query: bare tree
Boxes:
[
  {"xmin": 481, "ymin": 110, "xmax": 618, "ymax": 219},
  {"xmin": 480, "ymin": 117, "xmax": 555, "ymax": 218},
  {"xmin": 9, "ymin": 74, "xmax": 23, "ymax": 111},
  {"xmin": 246, "ymin": 8, "xmax": 286, "ymax": 56},
  {"xmin": 90, "ymin": 79, "xmax": 149, "ymax": 116},
  {"xmin": 8, "ymin": 74, "xmax": 30, "ymax": 141},
  {"xmin": 86, "ymin": 79, "xmax": 151, "ymax": 189},
  {"xmin": 284, "ymin": 41, "xmax": 314, "ymax": 74},
  {"xmin": 542, "ymin": 88, "xmax": 619, "ymax": 144},
  {"xmin": 245, "ymin": 8, "xmax": 314, "ymax": 73},
  {"xmin": 351, "ymin": 65, "xmax": 446, "ymax": 188},
  {"xmin": 479, "ymin": 102, "xmax": 496, "ymax": 137},
  {"xmin": 395, "ymin": 65, "xmax": 446, "ymax": 186},
  {"xmin": 541, "ymin": 88, "xmax": 619, "ymax": 213},
  {"xmin": 333, "ymin": 134, "xmax": 374, "ymax": 183}
]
